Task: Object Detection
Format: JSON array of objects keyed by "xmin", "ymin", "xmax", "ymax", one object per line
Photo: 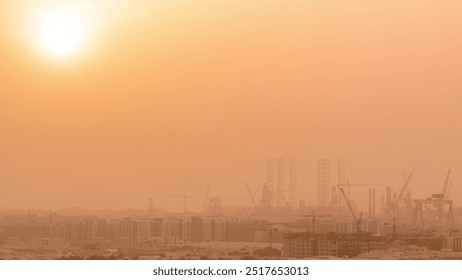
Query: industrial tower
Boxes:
[
  {"xmin": 266, "ymin": 159, "xmax": 275, "ymax": 208},
  {"xmin": 275, "ymin": 158, "xmax": 284, "ymax": 208},
  {"xmin": 289, "ymin": 159, "xmax": 297, "ymax": 209},
  {"xmin": 317, "ymin": 159, "xmax": 330, "ymax": 207},
  {"xmin": 264, "ymin": 158, "xmax": 297, "ymax": 210},
  {"xmin": 332, "ymin": 159, "xmax": 345, "ymax": 208}
]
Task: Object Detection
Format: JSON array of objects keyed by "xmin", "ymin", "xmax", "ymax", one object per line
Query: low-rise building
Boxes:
[{"xmin": 283, "ymin": 232, "xmax": 387, "ymax": 258}]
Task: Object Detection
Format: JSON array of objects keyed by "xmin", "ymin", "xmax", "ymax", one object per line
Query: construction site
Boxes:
[
  {"xmin": 1, "ymin": 159, "xmax": 461, "ymax": 260},
  {"xmin": 244, "ymin": 158, "xmax": 461, "ymax": 259}
]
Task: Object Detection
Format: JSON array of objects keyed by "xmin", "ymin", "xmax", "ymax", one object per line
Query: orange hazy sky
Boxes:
[{"xmin": 1, "ymin": 0, "xmax": 462, "ymax": 211}]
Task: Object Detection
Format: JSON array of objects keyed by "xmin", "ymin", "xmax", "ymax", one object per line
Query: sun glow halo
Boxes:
[{"xmin": 34, "ymin": 8, "xmax": 87, "ymax": 60}]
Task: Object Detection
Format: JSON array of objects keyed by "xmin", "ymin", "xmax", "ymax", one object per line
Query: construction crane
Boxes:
[
  {"xmin": 336, "ymin": 183, "xmax": 383, "ymax": 198},
  {"xmin": 432, "ymin": 169, "xmax": 451, "ymax": 200},
  {"xmin": 335, "ymin": 183, "xmax": 383, "ymax": 217},
  {"xmin": 392, "ymin": 173, "xmax": 413, "ymax": 217},
  {"xmin": 338, "ymin": 187, "xmax": 362, "ymax": 233},
  {"xmin": 164, "ymin": 194, "xmax": 192, "ymax": 213},
  {"xmin": 245, "ymin": 182, "xmax": 259, "ymax": 209},
  {"xmin": 302, "ymin": 211, "xmax": 330, "ymax": 233},
  {"xmin": 446, "ymin": 177, "xmax": 454, "ymax": 199},
  {"xmin": 442, "ymin": 169, "xmax": 451, "ymax": 198},
  {"xmin": 414, "ymin": 169, "xmax": 454, "ymax": 226},
  {"xmin": 414, "ymin": 198, "xmax": 454, "ymax": 226}
]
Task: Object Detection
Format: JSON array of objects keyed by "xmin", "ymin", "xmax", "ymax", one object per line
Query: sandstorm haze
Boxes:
[{"xmin": 1, "ymin": 0, "xmax": 462, "ymax": 211}]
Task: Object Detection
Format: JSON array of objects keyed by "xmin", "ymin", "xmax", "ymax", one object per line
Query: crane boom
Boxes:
[
  {"xmin": 245, "ymin": 182, "xmax": 258, "ymax": 208},
  {"xmin": 336, "ymin": 183, "xmax": 383, "ymax": 197},
  {"xmin": 339, "ymin": 187, "xmax": 362, "ymax": 233},
  {"xmin": 394, "ymin": 173, "xmax": 412, "ymax": 210},
  {"xmin": 442, "ymin": 169, "xmax": 451, "ymax": 198},
  {"xmin": 339, "ymin": 187, "xmax": 358, "ymax": 222}
]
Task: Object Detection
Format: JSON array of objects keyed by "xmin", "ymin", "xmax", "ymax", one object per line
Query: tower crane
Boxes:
[
  {"xmin": 339, "ymin": 187, "xmax": 362, "ymax": 233},
  {"xmin": 432, "ymin": 169, "xmax": 451, "ymax": 200},
  {"xmin": 414, "ymin": 169, "xmax": 455, "ymax": 227}
]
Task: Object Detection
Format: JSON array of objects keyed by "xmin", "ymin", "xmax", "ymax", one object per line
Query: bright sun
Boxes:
[{"xmin": 34, "ymin": 8, "xmax": 87, "ymax": 60}]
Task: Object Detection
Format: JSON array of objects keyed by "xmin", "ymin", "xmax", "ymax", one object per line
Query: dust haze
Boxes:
[{"xmin": 1, "ymin": 0, "xmax": 461, "ymax": 212}]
